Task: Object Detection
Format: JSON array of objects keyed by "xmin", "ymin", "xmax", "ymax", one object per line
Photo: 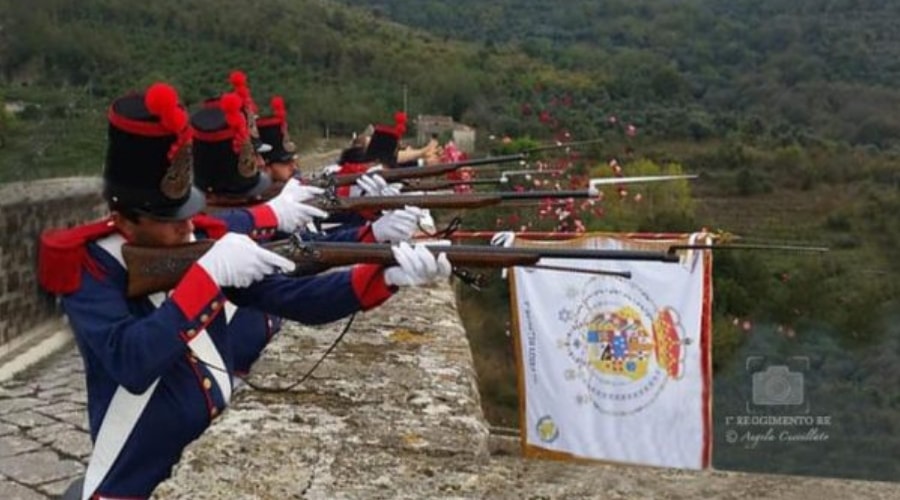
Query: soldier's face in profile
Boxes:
[
  {"xmin": 113, "ymin": 212, "xmax": 194, "ymax": 246},
  {"xmin": 265, "ymin": 159, "xmax": 297, "ymax": 182}
]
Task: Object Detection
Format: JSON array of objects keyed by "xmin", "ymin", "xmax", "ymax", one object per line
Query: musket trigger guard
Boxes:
[
  {"xmin": 320, "ymin": 187, "xmax": 341, "ymax": 207},
  {"xmin": 418, "ymin": 216, "xmax": 462, "ymax": 239},
  {"xmin": 452, "ymin": 267, "xmax": 488, "ymax": 291}
]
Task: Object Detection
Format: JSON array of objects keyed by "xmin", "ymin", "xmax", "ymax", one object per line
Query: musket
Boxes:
[
  {"xmin": 400, "ymin": 178, "xmax": 509, "ymax": 192},
  {"xmin": 499, "ymin": 169, "xmax": 565, "ymax": 179},
  {"xmin": 314, "ymin": 190, "xmax": 599, "ymax": 214},
  {"xmin": 315, "ymin": 139, "xmax": 604, "ymax": 188},
  {"xmin": 666, "ymin": 243, "xmax": 830, "ymax": 256},
  {"xmin": 121, "ymin": 239, "xmax": 680, "ymax": 298},
  {"xmin": 403, "ymin": 173, "xmax": 700, "ymax": 193},
  {"xmin": 590, "ymin": 174, "xmax": 699, "ymax": 190},
  {"xmin": 205, "ymin": 175, "xmax": 699, "ymax": 210}
]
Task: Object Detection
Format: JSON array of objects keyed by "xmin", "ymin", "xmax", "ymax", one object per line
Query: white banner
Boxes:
[{"xmin": 510, "ymin": 233, "xmax": 712, "ymax": 469}]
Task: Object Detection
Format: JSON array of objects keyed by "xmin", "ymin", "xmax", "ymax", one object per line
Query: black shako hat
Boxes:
[
  {"xmin": 202, "ymin": 94, "xmax": 271, "ymax": 155},
  {"xmin": 191, "ymin": 92, "xmax": 272, "ymax": 198},
  {"xmin": 257, "ymin": 96, "xmax": 298, "ymax": 164},
  {"xmin": 104, "ymin": 83, "xmax": 205, "ymax": 220},
  {"xmin": 364, "ymin": 111, "xmax": 407, "ymax": 167}
]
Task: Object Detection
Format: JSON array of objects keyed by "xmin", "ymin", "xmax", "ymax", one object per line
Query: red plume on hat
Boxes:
[
  {"xmin": 220, "ymin": 92, "xmax": 249, "ymax": 153},
  {"xmin": 394, "ymin": 111, "xmax": 407, "ymax": 136},
  {"xmin": 144, "ymin": 82, "xmax": 191, "ymax": 160},
  {"xmin": 229, "ymin": 70, "xmax": 258, "ymax": 114},
  {"xmin": 271, "ymin": 96, "xmax": 287, "ymax": 131}
]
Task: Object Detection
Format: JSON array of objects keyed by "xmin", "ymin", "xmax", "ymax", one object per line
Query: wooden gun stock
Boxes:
[
  {"xmin": 122, "ymin": 241, "xmax": 679, "ymax": 298},
  {"xmin": 123, "ymin": 241, "xmax": 214, "ymax": 298}
]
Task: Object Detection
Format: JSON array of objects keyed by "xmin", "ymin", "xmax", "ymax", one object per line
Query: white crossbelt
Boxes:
[{"xmin": 81, "ymin": 234, "xmax": 233, "ymax": 500}]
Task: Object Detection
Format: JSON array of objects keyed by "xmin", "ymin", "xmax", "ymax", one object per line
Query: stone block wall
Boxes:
[
  {"xmin": 0, "ymin": 178, "xmax": 104, "ymax": 348},
  {"xmin": 154, "ymin": 283, "xmax": 900, "ymax": 499}
]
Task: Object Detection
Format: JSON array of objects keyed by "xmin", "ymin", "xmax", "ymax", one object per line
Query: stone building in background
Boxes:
[{"xmin": 415, "ymin": 114, "xmax": 475, "ymax": 153}]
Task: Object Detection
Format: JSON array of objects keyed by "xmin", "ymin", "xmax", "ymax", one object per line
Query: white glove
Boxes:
[
  {"xmin": 384, "ymin": 242, "xmax": 452, "ymax": 287},
  {"xmin": 417, "ymin": 209, "xmax": 436, "ymax": 234},
  {"xmin": 197, "ymin": 233, "xmax": 296, "ymax": 288},
  {"xmin": 266, "ymin": 179, "xmax": 329, "ymax": 232},
  {"xmin": 371, "ymin": 206, "xmax": 423, "ymax": 243},
  {"xmin": 366, "ymin": 164, "xmax": 384, "ymax": 173},
  {"xmin": 355, "ymin": 174, "xmax": 402, "ymax": 197},
  {"xmin": 321, "ymin": 164, "xmax": 342, "ymax": 175},
  {"xmin": 490, "ymin": 231, "xmax": 516, "ymax": 248},
  {"xmin": 490, "ymin": 231, "xmax": 516, "ymax": 279}
]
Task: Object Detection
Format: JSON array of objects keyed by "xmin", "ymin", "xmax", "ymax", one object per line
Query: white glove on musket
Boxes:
[
  {"xmin": 384, "ymin": 242, "xmax": 452, "ymax": 287},
  {"xmin": 372, "ymin": 206, "xmax": 424, "ymax": 243},
  {"xmin": 490, "ymin": 231, "xmax": 516, "ymax": 279},
  {"xmin": 490, "ymin": 231, "xmax": 516, "ymax": 248},
  {"xmin": 321, "ymin": 164, "xmax": 341, "ymax": 175},
  {"xmin": 366, "ymin": 164, "xmax": 384, "ymax": 173},
  {"xmin": 197, "ymin": 233, "xmax": 295, "ymax": 288},
  {"xmin": 266, "ymin": 179, "xmax": 329, "ymax": 232},
  {"xmin": 355, "ymin": 173, "xmax": 402, "ymax": 197},
  {"xmin": 417, "ymin": 209, "xmax": 436, "ymax": 234}
]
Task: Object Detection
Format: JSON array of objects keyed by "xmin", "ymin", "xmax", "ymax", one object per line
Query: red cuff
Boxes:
[
  {"xmin": 350, "ymin": 264, "xmax": 396, "ymax": 310},
  {"xmin": 171, "ymin": 264, "xmax": 222, "ymax": 320},
  {"xmin": 359, "ymin": 209, "xmax": 379, "ymax": 221},
  {"xmin": 357, "ymin": 224, "xmax": 376, "ymax": 243},
  {"xmin": 248, "ymin": 204, "xmax": 278, "ymax": 226}
]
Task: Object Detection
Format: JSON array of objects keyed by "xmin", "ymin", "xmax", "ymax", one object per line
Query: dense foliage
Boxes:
[
  {"xmin": 340, "ymin": 0, "xmax": 900, "ymax": 149},
  {"xmin": 2, "ymin": 0, "xmax": 899, "ymax": 483}
]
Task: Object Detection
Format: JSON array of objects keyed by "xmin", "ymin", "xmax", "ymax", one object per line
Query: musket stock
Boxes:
[{"xmin": 122, "ymin": 240, "xmax": 678, "ymax": 298}]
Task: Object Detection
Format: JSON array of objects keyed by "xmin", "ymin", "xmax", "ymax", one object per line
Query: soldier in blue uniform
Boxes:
[
  {"xmin": 38, "ymin": 82, "xmax": 451, "ymax": 499},
  {"xmin": 190, "ymin": 92, "xmax": 425, "ymax": 374}
]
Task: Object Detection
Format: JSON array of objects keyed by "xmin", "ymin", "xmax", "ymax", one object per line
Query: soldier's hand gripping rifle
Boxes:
[
  {"xmin": 121, "ymin": 239, "xmax": 680, "ymax": 298},
  {"xmin": 314, "ymin": 139, "xmax": 605, "ymax": 189}
]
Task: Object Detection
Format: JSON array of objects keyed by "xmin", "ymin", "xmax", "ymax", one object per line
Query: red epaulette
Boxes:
[
  {"xmin": 38, "ymin": 215, "xmax": 229, "ymax": 295},
  {"xmin": 38, "ymin": 218, "xmax": 118, "ymax": 295}
]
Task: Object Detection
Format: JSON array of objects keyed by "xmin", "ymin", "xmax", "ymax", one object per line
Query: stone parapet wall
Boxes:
[
  {"xmin": 0, "ymin": 178, "xmax": 105, "ymax": 349},
  {"xmin": 155, "ymin": 283, "xmax": 900, "ymax": 499}
]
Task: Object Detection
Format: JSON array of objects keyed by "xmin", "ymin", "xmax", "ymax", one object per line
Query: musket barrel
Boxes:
[
  {"xmin": 318, "ymin": 193, "xmax": 501, "ymax": 212},
  {"xmin": 498, "ymin": 190, "xmax": 595, "ymax": 200},
  {"xmin": 316, "ymin": 190, "xmax": 598, "ymax": 213},
  {"xmin": 403, "ymin": 178, "xmax": 506, "ymax": 191},
  {"xmin": 285, "ymin": 241, "xmax": 680, "ymax": 264}
]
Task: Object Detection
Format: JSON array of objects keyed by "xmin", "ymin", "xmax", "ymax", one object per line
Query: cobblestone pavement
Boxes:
[{"xmin": 0, "ymin": 344, "xmax": 89, "ymax": 499}]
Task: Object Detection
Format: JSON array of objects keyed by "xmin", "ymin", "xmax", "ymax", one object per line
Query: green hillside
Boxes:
[
  {"xmin": 339, "ymin": 0, "xmax": 900, "ymax": 149},
  {"xmin": 0, "ymin": 0, "xmax": 585, "ymax": 182}
]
